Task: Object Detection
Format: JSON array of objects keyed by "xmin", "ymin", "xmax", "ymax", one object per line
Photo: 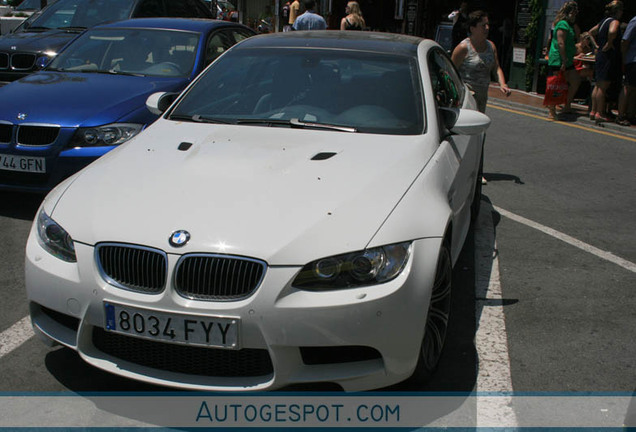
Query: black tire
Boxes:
[
  {"xmin": 409, "ymin": 244, "xmax": 452, "ymax": 384},
  {"xmin": 471, "ymin": 142, "xmax": 484, "ymax": 223}
]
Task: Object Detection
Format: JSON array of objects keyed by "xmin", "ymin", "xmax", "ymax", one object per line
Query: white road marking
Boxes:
[
  {"xmin": 0, "ymin": 316, "xmax": 34, "ymax": 358},
  {"xmin": 474, "ymin": 202, "xmax": 518, "ymax": 427},
  {"xmin": 494, "ymin": 206, "xmax": 636, "ymax": 274},
  {"xmin": 472, "ymin": 203, "xmax": 636, "ymax": 427}
]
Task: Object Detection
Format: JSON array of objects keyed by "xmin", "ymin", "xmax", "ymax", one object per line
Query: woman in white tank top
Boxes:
[{"xmin": 451, "ymin": 10, "xmax": 510, "ymax": 113}]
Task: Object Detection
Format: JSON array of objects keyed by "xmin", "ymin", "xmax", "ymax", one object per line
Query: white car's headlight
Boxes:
[
  {"xmin": 292, "ymin": 242, "xmax": 411, "ymax": 290},
  {"xmin": 36, "ymin": 209, "xmax": 76, "ymax": 263},
  {"xmin": 69, "ymin": 123, "xmax": 143, "ymax": 147}
]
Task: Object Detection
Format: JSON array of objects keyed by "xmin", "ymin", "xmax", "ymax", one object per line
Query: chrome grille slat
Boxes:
[
  {"xmin": 175, "ymin": 254, "xmax": 266, "ymax": 301},
  {"xmin": 96, "ymin": 244, "xmax": 167, "ymax": 294}
]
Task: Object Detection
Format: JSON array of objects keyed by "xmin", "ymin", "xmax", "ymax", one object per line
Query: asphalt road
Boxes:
[
  {"xmin": 0, "ymin": 103, "xmax": 634, "ymax": 425},
  {"xmin": 482, "ymin": 105, "xmax": 635, "ymax": 393}
]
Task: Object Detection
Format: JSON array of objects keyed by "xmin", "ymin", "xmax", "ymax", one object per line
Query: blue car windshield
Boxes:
[
  {"xmin": 16, "ymin": 0, "xmax": 58, "ymax": 11},
  {"xmin": 48, "ymin": 28, "xmax": 199, "ymax": 78},
  {"xmin": 20, "ymin": 0, "xmax": 134, "ymax": 30},
  {"xmin": 170, "ymin": 48, "xmax": 425, "ymax": 135}
]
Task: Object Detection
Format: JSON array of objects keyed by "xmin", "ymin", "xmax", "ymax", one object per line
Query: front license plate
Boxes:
[
  {"xmin": 0, "ymin": 153, "xmax": 46, "ymax": 173},
  {"xmin": 104, "ymin": 302, "xmax": 239, "ymax": 349}
]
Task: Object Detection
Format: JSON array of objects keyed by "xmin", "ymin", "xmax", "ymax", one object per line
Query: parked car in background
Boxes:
[
  {"xmin": 0, "ymin": 0, "xmax": 213, "ymax": 84},
  {"xmin": 0, "ymin": 18, "xmax": 254, "ymax": 192},
  {"xmin": 25, "ymin": 31, "xmax": 490, "ymax": 391}
]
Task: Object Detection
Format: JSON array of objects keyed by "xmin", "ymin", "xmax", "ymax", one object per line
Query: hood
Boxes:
[
  {"xmin": 0, "ymin": 29, "xmax": 77, "ymax": 54},
  {"xmin": 49, "ymin": 121, "xmax": 436, "ymax": 265},
  {"xmin": 0, "ymin": 72, "xmax": 187, "ymax": 126}
]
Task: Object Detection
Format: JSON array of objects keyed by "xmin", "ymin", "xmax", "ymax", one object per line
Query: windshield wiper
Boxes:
[
  {"xmin": 58, "ymin": 69, "xmax": 144, "ymax": 76},
  {"xmin": 76, "ymin": 69, "xmax": 146, "ymax": 77},
  {"xmin": 105, "ymin": 69, "xmax": 145, "ymax": 77},
  {"xmin": 290, "ymin": 118, "xmax": 357, "ymax": 133},
  {"xmin": 192, "ymin": 115, "xmax": 236, "ymax": 124},
  {"xmin": 58, "ymin": 26, "xmax": 87, "ymax": 32},
  {"xmin": 237, "ymin": 118, "xmax": 357, "ymax": 132},
  {"xmin": 236, "ymin": 118, "xmax": 295, "ymax": 127},
  {"xmin": 22, "ymin": 26, "xmax": 51, "ymax": 32},
  {"xmin": 168, "ymin": 114, "xmax": 235, "ymax": 124}
]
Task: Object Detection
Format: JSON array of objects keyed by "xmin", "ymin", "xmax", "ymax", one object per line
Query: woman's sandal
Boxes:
[
  {"xmin": 595, "ymin": 113, "xmax": 611, "ymax": 124},
  {"xmin": 616, "ymin": 116, "xmax": 632, "ymax": 126},
  {"xmin": 589, "ymin": 111, "xmax": 596, "ymax": 120}
]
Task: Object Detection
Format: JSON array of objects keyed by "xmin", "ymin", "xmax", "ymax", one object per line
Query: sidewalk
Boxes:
[{"xmin": 486, "ymin": 84, "xmax": 636, "ymax": 139}]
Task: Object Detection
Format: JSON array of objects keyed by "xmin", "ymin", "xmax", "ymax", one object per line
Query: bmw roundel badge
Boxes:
[{"xmin": 169, "ymin": 230, "xmax": 190, "ymax": 247}]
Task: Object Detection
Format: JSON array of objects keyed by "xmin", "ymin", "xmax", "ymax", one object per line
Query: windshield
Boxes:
[
  {"xmin": 16, "ymin": 0, "xmax": 58, "ymax": 11},
  {"xmin": 20, "ymin": 0, "xmax": 134, "ymax": 31},
  {"xmin": 170, "ymin": 48, "xmax": 424, "ymax": 135},
  {"xmin": 48, "ymin": 28, "xmax": 199, "ymax": 78}
]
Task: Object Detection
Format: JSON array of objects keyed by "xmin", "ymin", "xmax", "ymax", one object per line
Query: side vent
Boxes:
[{"xmin": 178, "ymin": 142, "xmax": 193, "ymax": 151}]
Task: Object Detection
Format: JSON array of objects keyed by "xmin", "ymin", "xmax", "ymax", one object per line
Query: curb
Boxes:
[{"xmin": 487, "ymin": 96, "xmax": 636, "ymax": 140}]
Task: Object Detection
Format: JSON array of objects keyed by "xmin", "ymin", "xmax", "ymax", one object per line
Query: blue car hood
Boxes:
[
  {"xmin": 0, "ymin": 29, "xmax": 77, "ymax": 54},
  {"xmin": 0, "ymin": 71, "xmax": 188, "ymax": 126}
]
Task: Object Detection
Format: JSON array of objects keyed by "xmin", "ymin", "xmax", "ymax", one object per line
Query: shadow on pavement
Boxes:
[
  {"xmin": 483, "ymin": 173, "xmax": 524, "ymax": 185},
  {"xmin": 0, "ymin": 191, "xmax": 43, "ymax": 221}
]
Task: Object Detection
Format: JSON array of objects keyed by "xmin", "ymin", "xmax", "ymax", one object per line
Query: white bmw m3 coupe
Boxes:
[{"xmin": 25, "ymin": 31, "xmax": 490, "ymax": 391}]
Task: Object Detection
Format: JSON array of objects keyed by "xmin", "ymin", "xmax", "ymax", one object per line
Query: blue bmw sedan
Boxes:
[{"xmin": 0, "ymin": 18, "xmax": 254, "ymax": 192}]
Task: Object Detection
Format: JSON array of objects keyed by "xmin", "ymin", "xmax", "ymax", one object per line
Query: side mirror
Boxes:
[
  {"xmin": 441, "ymin": 107, "xmax": 491, "ymax": 135},
  {"xmin": 146, "ymin": 92, "xmax": 179, "ymax": 115},
  {"xmin": 35, "ymin": 56, "xmax": 51, "ymax": 70}
]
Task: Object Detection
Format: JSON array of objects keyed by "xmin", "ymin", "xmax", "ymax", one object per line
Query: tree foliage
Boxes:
[{"xmin": 524, "ymin": 0, "xmax": 544, "ymax": 91}]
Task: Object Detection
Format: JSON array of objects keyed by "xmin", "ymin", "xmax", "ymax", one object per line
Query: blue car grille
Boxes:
[
  {"xmin": 0, "ymin": 53, "xmax": 8, "ymax": 69},
  {"xmin": 10, "ymin": 53, "xmax": 36, "ymax": 71},
  {"xmin": 17, "ymin": 125, "xmax": 59, "ymax": 146},
  {"xmin": 96, "ymin": 244, "xmax": 168, "ymax": 294},
  {"xmin": 0, "ymin": 124, "xmax": 11, "ymax": 143},
  {"xmin": 174, "ymin": 254, "xmax": 266, "ymax": 301}
]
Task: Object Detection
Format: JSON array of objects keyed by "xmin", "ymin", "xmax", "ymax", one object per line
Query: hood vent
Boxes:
[{"xmin": 311, "ymin": 152, "xmax": 337, "ymax": 161}]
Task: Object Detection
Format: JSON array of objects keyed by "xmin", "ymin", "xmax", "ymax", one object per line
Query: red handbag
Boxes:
[{"xmin": 543, "ymin": 71, "xmax": 568, "ymax": 106}]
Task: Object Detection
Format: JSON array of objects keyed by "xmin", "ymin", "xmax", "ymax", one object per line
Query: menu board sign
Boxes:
[{"xmin": 514, "ymin": 0, "xmax": 532, "ymax": 46}]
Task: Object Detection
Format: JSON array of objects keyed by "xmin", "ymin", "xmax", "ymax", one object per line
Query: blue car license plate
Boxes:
[
  {"xmin": 0, "ymin": 153, "xmax": 46, "ymax": 173},
  {"xmin": 104, "ymin": 302, "xmax": 239, "ymax": 349}
]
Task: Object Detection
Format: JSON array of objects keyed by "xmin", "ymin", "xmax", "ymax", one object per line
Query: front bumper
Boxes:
[
  {"xmin": 26, "ymin": 230, "xmax": 443, "ymax": 391},
  {"xmin": 0, "ymin": 142, "xmax": 114, "ymax": 193},
  {"xmin": 0, "ymin": 70, "xmax": 30, "ymax": 83},
  {"xmin": 0, "ymin": 155, "xmax": 94, "ymax": 193}
]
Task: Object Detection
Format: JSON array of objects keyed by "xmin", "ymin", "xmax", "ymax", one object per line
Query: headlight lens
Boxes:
[
  {"xmin": 68, "ymin": 123, "xmax": 143, "ymax": 148},
  {"xmin": 292, "ymin": 242, "xmax": 412, "ymax": 290},
  {"xmin": 36, "ymin": 209, "xmax": 76, "ymax": 262}
]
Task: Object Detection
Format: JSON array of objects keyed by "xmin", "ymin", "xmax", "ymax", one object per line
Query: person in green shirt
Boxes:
[{"xmin": 546, "ymin": 1, "xmax": 582, "ymax": 120}]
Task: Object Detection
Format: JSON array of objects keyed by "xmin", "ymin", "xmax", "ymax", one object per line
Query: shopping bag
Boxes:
[{"xmin": 543, "ymin": 71, "xmax": 568, "ymax": 106}]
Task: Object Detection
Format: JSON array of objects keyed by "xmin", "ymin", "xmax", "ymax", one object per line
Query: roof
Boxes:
[
  {"xmin": 95, "ymin": 18, "xmax": 252, "ymax": 34},
  {"xmin": 237, "ymin": 31, "xmax": 424, "ymax": 56}
]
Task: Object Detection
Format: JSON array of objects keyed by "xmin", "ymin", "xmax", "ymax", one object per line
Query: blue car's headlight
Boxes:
[
  {"xmin": 36, "ymin": 209, "xmax": 76, "ymax": 263},
  {"xmin": 68, "ymin": 123, "xmax": 143, "ymax": 148},
  {"xmin": 292, "ymin": 242, "xmax": 412, "ymax": 290}
]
